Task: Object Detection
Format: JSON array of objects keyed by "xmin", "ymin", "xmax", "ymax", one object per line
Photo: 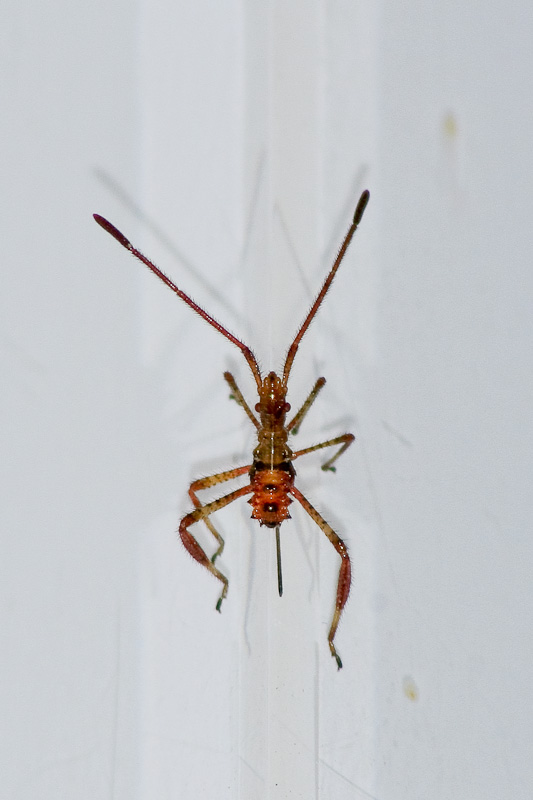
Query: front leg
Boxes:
[
  {"xmin": 179, "ymin": 483, "xmax": 253, "ymax": 611},
  {"xmin": 224, "ymin": 371, "xmax": 260, "ymax": 429},
  {"xmin": 287, "ymin": 377, "xmax": 326, "ymax": 433}
]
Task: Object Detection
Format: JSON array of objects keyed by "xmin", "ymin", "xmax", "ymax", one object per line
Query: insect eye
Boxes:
[
  {"xmin": 284, "ymin": 402, "xmax": 291, "ymax": 412},
  {"xmin": 255, "ymin": 402, "xmax": 261, "ymax": 412}
]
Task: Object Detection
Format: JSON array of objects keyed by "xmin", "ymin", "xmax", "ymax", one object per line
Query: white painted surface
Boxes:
[{"xmin": 1, "ymin": 1, "xmax": 532, "ymax": 798}]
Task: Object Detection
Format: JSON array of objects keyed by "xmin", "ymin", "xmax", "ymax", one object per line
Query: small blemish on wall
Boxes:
[
  {"xmin": 403, "ymin": 675, "xmax": 419, "ymax": 702},
  {"xmin": 443, "ymin": 111, "xmax": 458, "ymax": 140}
]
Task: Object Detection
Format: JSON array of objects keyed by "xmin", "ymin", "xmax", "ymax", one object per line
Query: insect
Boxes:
[{"xmin": 94, "ymin": 189, "xmax": 369, "ymax": 669}]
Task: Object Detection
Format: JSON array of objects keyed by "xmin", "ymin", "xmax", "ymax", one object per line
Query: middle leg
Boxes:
[
  {"xmin": 291, "ymin": 433, "xmax": 355, "ymax": 472},
  {"xmin": 188, "ymin": 464, "xmax": 251, "ymax": 563},
  {"xmin": 180, "ymin": 483, "xmax": 254, "ymax": 611}
]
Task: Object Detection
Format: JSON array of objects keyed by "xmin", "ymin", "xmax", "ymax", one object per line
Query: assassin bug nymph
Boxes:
[{"xmin": 94, "ymin": 189, "xmax": 369, "ymax": 669}]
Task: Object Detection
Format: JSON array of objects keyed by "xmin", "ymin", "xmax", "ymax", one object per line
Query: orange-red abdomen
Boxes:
[{"xmin": 248, "ymin": 466, "xmax": 295, "ymax": 528}]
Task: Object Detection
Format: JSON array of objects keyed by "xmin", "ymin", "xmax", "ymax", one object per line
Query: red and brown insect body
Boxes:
[
  {"xmin": 249, "ymin": 372, "xmax": 294, "ymax": 525},
  {"xmin": 94, "ymin": 189, "xmax": 370, "ymax": 669}
]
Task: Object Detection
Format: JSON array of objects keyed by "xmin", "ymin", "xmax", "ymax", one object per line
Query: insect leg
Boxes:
[
  {"xmin": 223, "ymin": 371, "xmax": 260, "ymax": 429},
  {"xmin": 289, "ymin": 485, "xmax": 351, "ymax": 670},
  {"xmin": 292, "ymin": 433, "xmax": 355, "ymax": 472},
  {"xmin": 287, "ymin": 377, "xmax": 326, "ymax": 434},
  {"xmin": 180, "ymin": 483, "xmax": 253, "ymax": 611},
  {"xmin": 189, "ymin": 464, "xmax": 251, "ymax": 563}
]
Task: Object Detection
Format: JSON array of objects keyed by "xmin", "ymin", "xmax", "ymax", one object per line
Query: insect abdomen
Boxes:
[{"xmin": 248, "ymin": 462, "xmax": 295, "ymax": 528}]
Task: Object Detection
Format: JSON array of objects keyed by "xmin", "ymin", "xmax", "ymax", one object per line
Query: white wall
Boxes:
[{"xmin": 1, "ymin": 1, "xmax": 532, "ymax": 798}]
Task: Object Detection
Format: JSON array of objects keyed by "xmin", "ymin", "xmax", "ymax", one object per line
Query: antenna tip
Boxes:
[
  {"xmin": 93, "ymin": 214, "xmax": 131, "ymax": 249},
  {"xmin": 353, "ymin": 190, "xmax": 370, "ymax": 225}
]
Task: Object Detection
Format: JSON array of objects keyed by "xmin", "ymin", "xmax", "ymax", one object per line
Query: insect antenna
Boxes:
[
  {"xmin": 93, "ymin": 214, "xmax": 263, "ymax": 392},
  {"xmin": 281, "ymin": 189, "xmax": 370, "ymax": 387},
  {"xmin": 275, "ymin": 525, "xmax": 283, "ymax": 597}
]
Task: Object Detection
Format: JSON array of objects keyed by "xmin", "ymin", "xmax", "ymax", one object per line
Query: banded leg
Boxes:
[
  {"xmin": 223, "ymin": 371, "xmax": 260, "ymax": 429},
  {"xmin": 290, "ymin": 485, "xmax": 351, "ymax": 670},
  {"xmin": 180, "ymin": 483, "xmax": 253, "ymax": 611},
  {"xmin": 189, "ymin": 464, "xmax": 251, "ymax": 563},
  {"xmin": 287, "ymin": 377, "xmax": 326, "ymax": 434},
  {"xmin": 292, "ymin": 433, "xmax": 355, "ymax": 472}
]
